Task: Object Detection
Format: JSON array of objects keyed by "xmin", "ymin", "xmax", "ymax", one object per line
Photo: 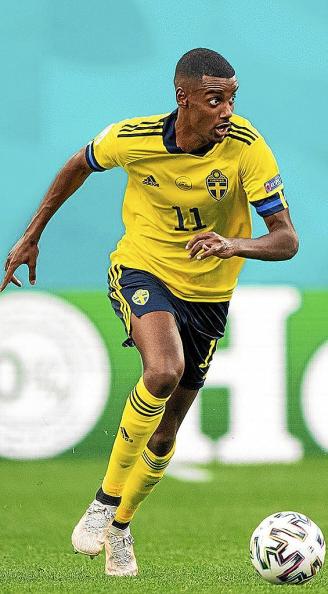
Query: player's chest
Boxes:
[{"xmin": 128, "ymin": 155, "xmax": 240, "ymax": 209}]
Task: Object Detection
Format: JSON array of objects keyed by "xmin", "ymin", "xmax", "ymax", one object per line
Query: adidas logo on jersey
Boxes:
[{"xmin": 142, "ymin": 175, "xmax": 159, "ymax": 187}]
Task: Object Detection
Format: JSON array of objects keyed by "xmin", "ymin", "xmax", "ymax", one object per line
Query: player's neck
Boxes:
[{"xmin": 175, "ymin": 109, "xmax": 207, "ymax": 153}]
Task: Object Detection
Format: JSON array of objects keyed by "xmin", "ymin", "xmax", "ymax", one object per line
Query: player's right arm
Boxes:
[{"xmin": 0, "ymin": 147, "xmax": 93, "ymax": 292}]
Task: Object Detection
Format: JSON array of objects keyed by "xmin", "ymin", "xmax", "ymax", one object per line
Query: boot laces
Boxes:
[
  {"xmin": 110, "ymin": 533, "xmax": 134, "ymax": 566},
  {"xmin": 84, "ymin": 502, "xmax": 113, "ymax": 533}
]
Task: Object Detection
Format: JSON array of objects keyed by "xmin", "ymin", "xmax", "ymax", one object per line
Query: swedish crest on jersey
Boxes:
[
  {"xmin": 206, "ymin": 169, "xmax": 228, "ymax": 201},
  {"xmin": 132, "ymin": 289, "xmax": 149, "ymax": 305}
]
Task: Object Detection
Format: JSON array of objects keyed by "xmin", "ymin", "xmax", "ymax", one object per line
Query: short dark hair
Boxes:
[{"xmin": 174, "ymin": 48, "xmax": 235, "ymax": 85}]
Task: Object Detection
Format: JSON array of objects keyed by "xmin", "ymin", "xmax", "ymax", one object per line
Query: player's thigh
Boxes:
[
  {"xmin": 178, "ymin": 300, "xmax": 229, "ymax": 391},
  {"xmin": 131, "ymin": 311, "xmax": 184, "ymax": 375}
]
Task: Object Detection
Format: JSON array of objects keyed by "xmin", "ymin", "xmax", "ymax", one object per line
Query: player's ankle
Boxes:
[
  {"xmin": 96, "ymin": 487, "xmax": 121, "ymax": 507},
  {"xmin": 112, "ymin": 519, "xmax": 130, "ymax": 530}
]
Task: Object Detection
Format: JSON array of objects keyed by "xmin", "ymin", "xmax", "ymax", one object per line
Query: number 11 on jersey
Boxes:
[{"xmin": 172, "ymin": 206, "xmax": 206, "ymax": 232}]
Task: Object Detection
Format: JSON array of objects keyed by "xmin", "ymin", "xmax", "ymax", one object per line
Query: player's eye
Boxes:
[{"xmin": 209, "ymin": 97, "xmax": 222, "ymax": 106}]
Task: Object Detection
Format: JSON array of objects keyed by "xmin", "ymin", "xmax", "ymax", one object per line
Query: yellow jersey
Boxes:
[{"xmin": 86, "ymin": 110, "xmax": 287, "ymax": 302}]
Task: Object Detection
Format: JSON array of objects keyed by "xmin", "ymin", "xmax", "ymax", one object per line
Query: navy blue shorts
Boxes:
[{"xmin": 108, "ymin": 264, "xmax": 229, "ymax": 390}]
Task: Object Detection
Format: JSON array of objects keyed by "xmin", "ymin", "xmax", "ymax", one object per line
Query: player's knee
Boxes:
[{"xmin": 144, "ymin": 358, "xmax": 184, "ymax": 397}]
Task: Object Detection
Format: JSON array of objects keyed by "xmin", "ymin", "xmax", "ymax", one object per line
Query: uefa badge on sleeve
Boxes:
[{"xmin": 264, "ymin": 173, "xmax": 282, "ymax": 193}]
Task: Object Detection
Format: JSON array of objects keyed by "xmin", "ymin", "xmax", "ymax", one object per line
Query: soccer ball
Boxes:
[{"xmin": 250, "ymin": 511, "xmax": 325, "ymax": 585}]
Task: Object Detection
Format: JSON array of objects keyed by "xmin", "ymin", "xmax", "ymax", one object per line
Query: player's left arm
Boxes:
[
  {"xmin": 188, "ymin": 132, "xmax": 299, "ymax": 262},
  {"xmin": 187, "ymin": 208, "xmax": 299, "ymax": 261}
]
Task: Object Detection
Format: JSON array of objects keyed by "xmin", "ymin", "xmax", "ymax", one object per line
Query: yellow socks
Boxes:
[
  {"xmin": 102, "ymin": 377, "xmax": 169, "ymax": 497},
  {"xmin": 114, "ymin": 443, "xmax": 176, "ymax": 523}
]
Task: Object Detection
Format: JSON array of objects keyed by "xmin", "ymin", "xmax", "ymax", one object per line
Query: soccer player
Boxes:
[{"xmin": 1, "ymin": 48, "xmax": 298, "ymax": 577}]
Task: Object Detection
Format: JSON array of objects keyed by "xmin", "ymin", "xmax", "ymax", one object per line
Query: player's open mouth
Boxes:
[{"xmin": 215, "ymin": 123, "xmax": 231, "ymax": 137}]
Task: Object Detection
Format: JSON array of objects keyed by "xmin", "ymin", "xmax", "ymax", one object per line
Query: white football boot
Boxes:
[
  {"xmin": 105, "ymin": 525, "xmax": 138, "ymax": 576},
  {"xmin": 72, "ymin": 499, "xmax": 116, "ymax": 557}
]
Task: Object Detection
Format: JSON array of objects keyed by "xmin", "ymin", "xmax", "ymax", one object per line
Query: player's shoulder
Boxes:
[
  {"xmin": 118, "ymin": 112, "xmax": 169, "ymax": 126},
  {"xmin": 228, "ymin": 113, "xmax": 263, "ymax": 147},
  {"xmin": 113, "ymin": 112, "xmax": 169, "ymax": 138}
]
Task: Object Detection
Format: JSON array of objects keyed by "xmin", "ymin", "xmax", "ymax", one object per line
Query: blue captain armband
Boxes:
[
  {"xmin": 251, "ymin": 191, "xmax": 288, "ymax": 217},
  {"xmin": 85, "ymin": 142, "xmax": 106, "ymax": 172}
]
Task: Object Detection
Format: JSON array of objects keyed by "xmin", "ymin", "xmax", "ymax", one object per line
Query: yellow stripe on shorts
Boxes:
[
  {"xmin": 109, "ymin": 265, "xmax": 132, "ymax": 334},
  {"xmin": 199, "ymin": 338, "xmax": 217, "ymax": 370}
]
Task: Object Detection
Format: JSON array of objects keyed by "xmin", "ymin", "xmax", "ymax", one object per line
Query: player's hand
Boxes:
[
  {"xmin": 0, "ymin": 237, "xmax": 39, "ymax": 292},
  {"xmin": 186, "ymin": 231, "xmax": 238, "ymax": 260}
]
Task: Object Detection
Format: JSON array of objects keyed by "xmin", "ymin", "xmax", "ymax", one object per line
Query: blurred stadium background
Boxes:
[{"xmin": 1, "ymin": 1, "xmax": 327, "ymax": 592}]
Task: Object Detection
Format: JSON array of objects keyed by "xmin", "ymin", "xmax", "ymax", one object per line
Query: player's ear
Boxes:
[{"xmin": 176, "ymin": 87, "xmax": 188, "ymax": 108}]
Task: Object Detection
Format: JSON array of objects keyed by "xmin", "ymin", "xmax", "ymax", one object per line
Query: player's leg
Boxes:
[
  {"xmin": 103, "ymin": 311, "xmax": 185, "ymax": 576},
  {"xmin": 105, "ymin": 384, "xmax": 197, "ymax": 577},
  {"xmin": 148, "ymin": 383, "xmax": 199, "ymax": 453},
  {"xmin": 101, "ymin": 310, "xmax": 184, "ymax": 498},
  {"xmin": 105, "ymin": 298, "xmax": 229, "ymax": 575},
  {"xmin": 107, "ymin": 299, "xmax": 230, "ymax": 560},
  {"xmin": 72, "ymin": 309, "xmax": 184, "ymax": 562},
  {"xmin": 113, "ymin": 384, "xmax": 198, "ymax": 529}
]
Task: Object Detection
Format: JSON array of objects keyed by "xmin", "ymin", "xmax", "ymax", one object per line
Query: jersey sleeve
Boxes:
[
  {"xmin": 239, "ymin": 136, "xmax": 288, "ymax": 217},
  {"xmin": 85, "ymin": 123, "xmax": 124, "ymax": 171}
]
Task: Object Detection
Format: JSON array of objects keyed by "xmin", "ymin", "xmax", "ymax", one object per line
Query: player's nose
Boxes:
[{"xmin": 220, "ymin": 101, "xmax": 233, "ymax": 119}]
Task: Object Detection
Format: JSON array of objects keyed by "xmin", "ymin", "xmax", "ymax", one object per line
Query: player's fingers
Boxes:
[
  {"xmin": 0, "ymin": 266, "xmax": 17, "ymax": 292},
  {"xmin": 11, "ymin": 275, "xmax": 22, "ymax": 287},
  {"xmin": 188, "ymin": 240, "xmax": 213, "ymax": 258},
  {"xmin": 197, "ymin": 240, "xmax": 234, "ymax": 260},
  {"xmin": 186, "ymin": 232, "xmax": 215, "ymax": 250},
  {"xmin": 196, "ymin": 246, "xmax": 217, "ymax": 260},
  {"xmin": 28, "ymin": 264, "xmax": 37, "ymax": 285}
]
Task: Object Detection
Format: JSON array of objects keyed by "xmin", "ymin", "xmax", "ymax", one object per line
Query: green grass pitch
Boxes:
[{"xmin": 0, "ymin": 458, "xmax": 327, "ymax": 593}]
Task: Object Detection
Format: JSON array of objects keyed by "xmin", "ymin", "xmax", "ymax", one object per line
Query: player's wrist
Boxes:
[
  {"xmin": 228, "ymin": 237, "xmax": 243, "ymax": 257},
  {"xmin": 23, "ymin": 231, "xmax": 39, "ymax": 244}
]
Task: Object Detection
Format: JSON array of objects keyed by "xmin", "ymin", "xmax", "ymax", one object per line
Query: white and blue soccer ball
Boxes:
[{"xmin": 250, "ymin": 511, "xmax": 325, "ymax": 585}]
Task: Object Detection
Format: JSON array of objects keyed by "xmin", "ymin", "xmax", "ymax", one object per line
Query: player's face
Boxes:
[{"xmin": 178, "ymin": 75, "xmax": 238, "ymax": 144}]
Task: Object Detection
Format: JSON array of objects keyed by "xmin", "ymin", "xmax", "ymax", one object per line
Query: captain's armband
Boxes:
[
  {"xmin": 85, "ymin": 142, "xmax": 106, "ymax": 172},
  {"xmin": 251, "ymin": 190, "xmax": 288, "ymax": 217}
]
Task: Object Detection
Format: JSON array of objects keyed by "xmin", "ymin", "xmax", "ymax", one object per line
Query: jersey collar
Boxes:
[{"xmin": 162, "ymin": 109, "xmax": 215, "ymax": 156}]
